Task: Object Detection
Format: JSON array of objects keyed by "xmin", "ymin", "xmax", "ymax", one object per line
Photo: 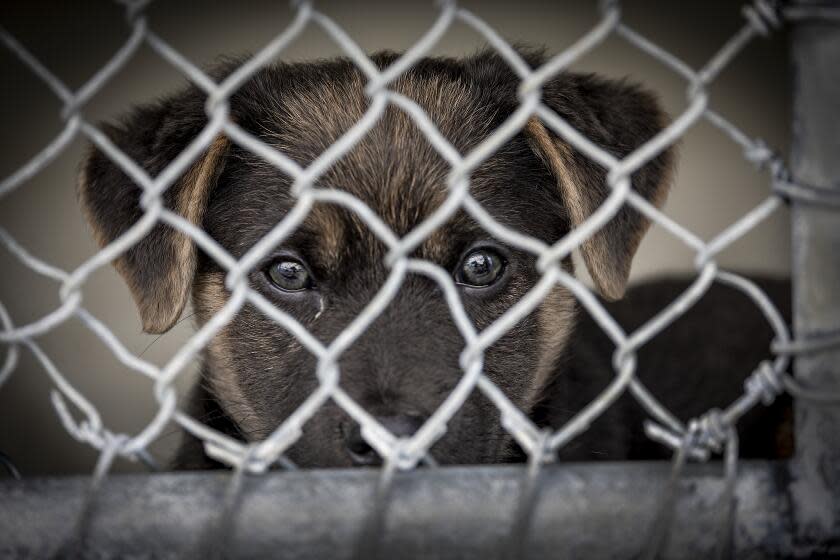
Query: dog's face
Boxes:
[{"xmin": 79, "ymin": 51, "xmax": 673, "ymax": 468}]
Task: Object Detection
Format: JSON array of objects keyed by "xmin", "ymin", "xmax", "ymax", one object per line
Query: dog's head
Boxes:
[{"xmin": 78, "ymin": 50, "xmax": 674, "ymax": 468}]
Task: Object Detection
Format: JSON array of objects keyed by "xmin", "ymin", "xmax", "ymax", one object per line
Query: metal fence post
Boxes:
[{"xmin": 788, "ymin": 4, "xmax": 840, "ymax": 550}]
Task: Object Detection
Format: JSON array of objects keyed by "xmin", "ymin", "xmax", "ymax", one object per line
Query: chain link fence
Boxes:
[{"xmin": 1, "ymin": 0, "xmax": 839, "ymax": 557}]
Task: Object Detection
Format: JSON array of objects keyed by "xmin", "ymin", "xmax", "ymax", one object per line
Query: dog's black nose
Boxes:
[{"xmin": 345, "ymin": 414, "xmax": 425, "ymax": 466}]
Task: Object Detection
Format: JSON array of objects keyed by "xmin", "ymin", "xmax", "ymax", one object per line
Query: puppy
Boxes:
[{"xmin": 78, "ymin": 49, "xmax": 681, "ymax": 469}]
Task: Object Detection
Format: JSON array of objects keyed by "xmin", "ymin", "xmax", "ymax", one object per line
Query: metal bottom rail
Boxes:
[{"xmin": 0, "ymin": 461, "xmax": 815, "ymax": 559}]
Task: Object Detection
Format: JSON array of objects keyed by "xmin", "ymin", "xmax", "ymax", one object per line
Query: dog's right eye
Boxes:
[
  {"xmin": 455, "ymin": 247, "xmax": 506, "ymax": 288},
  {"xmin": 265, "ymin": 259, "xmax": 313, "ymax": 292}
]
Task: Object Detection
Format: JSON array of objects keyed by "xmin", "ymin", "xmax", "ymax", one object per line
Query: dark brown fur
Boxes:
[{"xmin": 77, "ymin": 49, "xmax": 785, "ymax": 469}]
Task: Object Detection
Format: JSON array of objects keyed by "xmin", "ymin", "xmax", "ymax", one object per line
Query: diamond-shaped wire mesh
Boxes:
[{"xmin": 1, "ymin": 0, "xmax": 839, "ymax": 555}]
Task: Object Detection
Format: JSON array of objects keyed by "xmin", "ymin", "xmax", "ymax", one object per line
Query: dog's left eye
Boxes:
[
  {"xmin": 266, "ymin": 259, "xmax": 313, "ymax": 292},
  {"xmin": 455, "ymin": 248, "xmax": 506, "ymax": 287}
]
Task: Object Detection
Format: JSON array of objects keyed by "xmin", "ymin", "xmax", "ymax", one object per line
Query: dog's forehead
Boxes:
[
  {"xmin": 261, "ymin": 63, "xmax": 500, "ymax": 202},
  {"xmin": 211, "ymin": 60, "xmax": 557, "ymax": 262}
]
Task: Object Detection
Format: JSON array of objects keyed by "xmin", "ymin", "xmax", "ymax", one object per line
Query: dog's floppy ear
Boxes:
[
  {"xmin": 78, "ymin": 89, "xmax": 229, "ymax": 334},
  {"xmin": 524, "ymin": 73, "xmax": 675, "ymax": 300}
]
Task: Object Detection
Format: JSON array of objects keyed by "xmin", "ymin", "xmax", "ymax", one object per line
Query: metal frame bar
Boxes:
[
  {"xmin": 789, "ymin": 3, "xmax": 840, "ymax": 550},
  {"xmin": 0, "ymin": 462, "xmax": 793, "ymax": 559}
]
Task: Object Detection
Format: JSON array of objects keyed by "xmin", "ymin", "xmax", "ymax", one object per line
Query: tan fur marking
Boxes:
[
  {"xmin": 525, "ymin": 118, "xmax": 588, "ymax": 228},
  {"xmin": 525, "ymin": 118, "xmax": 626, "ymax": 301},
  {"xmin": 525, "ymin": 117, "xmax": 675, "ymax": 301},
  {"xmin": 193, "ymin": 273, "xmax": 262, "ymax": 438},
  {"xmin": 307, "ymin": 204, "xmax": 346, "ymax": 268},
  {"xmin": 423, "ymin": 226, "xmax": 454, "ymax": 264},
  {"xmin": 143, "ymin": 135, "xmax": 229, "ymax": 333},
  {"xmin": 526, "ymin": 283, "xmax": 577, "ymax": 409}
]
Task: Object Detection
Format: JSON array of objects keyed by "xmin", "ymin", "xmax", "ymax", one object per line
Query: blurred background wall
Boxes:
[{"xmin": 0, "ymin": 0, "xmax": 792, "ymax": 475}]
